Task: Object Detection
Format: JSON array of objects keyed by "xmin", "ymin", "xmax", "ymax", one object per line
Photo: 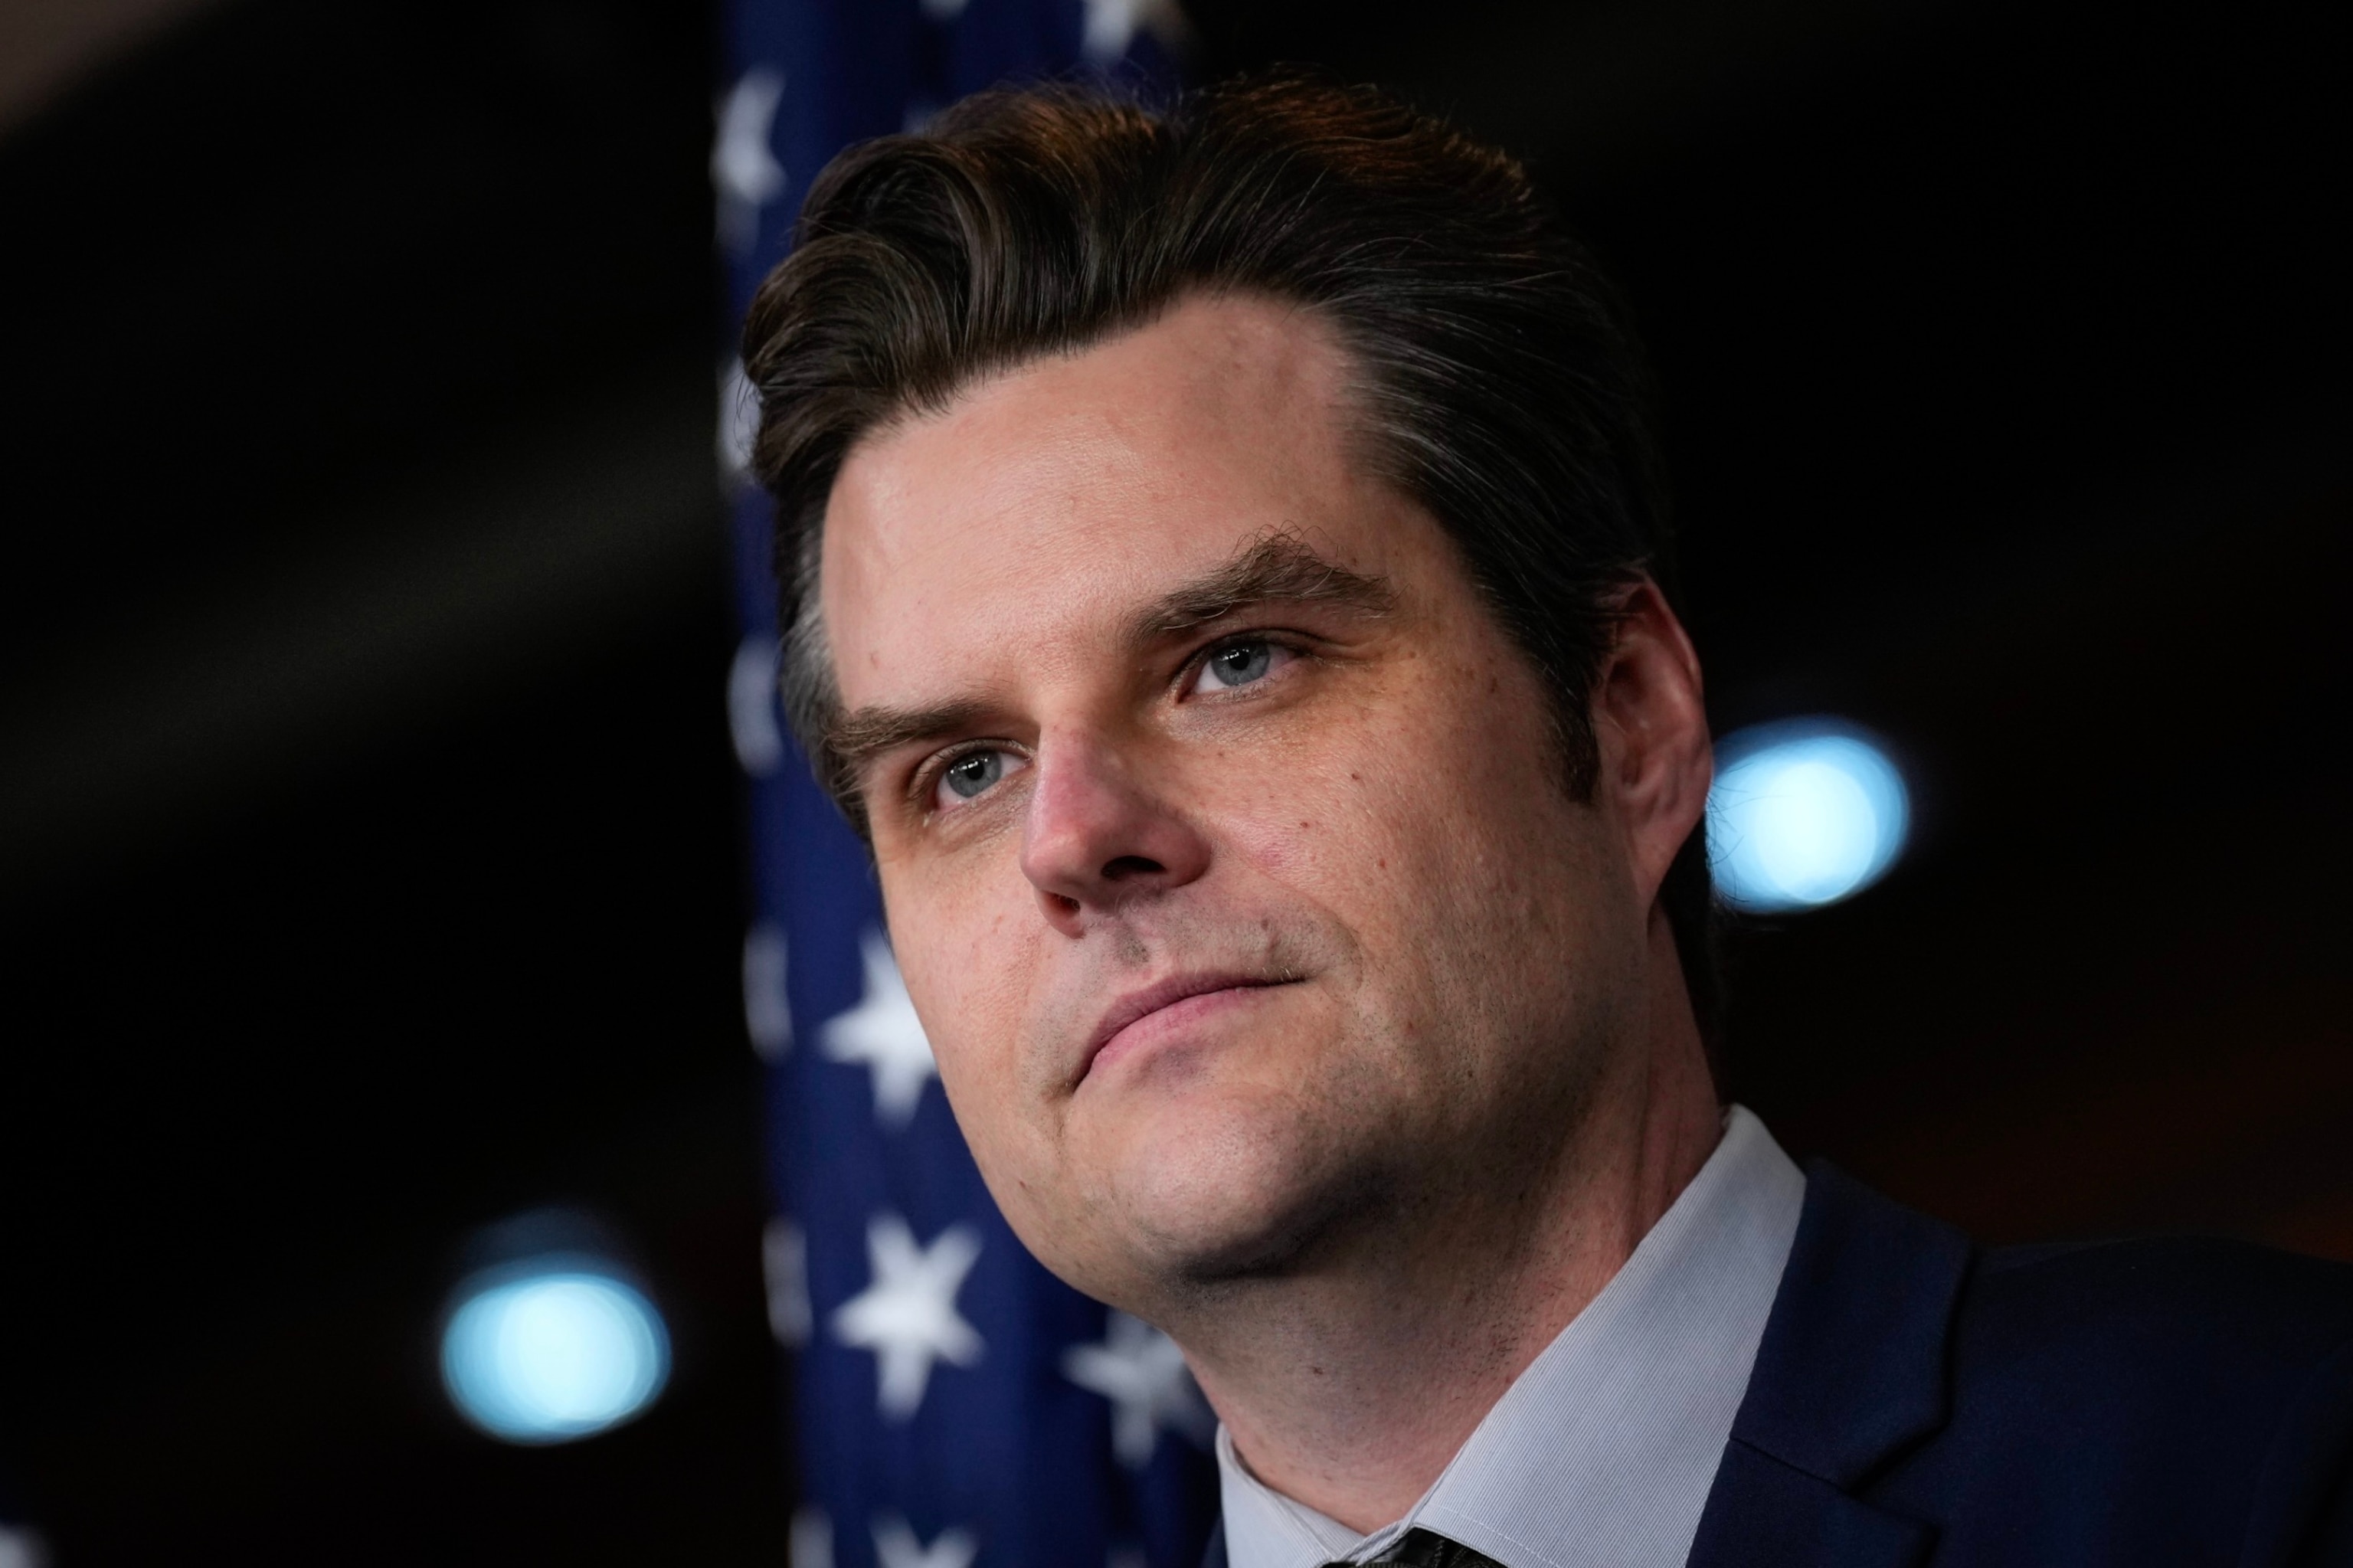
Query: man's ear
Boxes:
[{"xmin": 1592, "ymin": 580, "xmax": 1712, "ymax": 905}]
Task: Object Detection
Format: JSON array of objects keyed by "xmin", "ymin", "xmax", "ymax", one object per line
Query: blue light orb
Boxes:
[
  {"xmin": 441, "ymin": 1263, "xmax": 670, "ymax": 1444},
  {"xmin": 1709, "ymin": 719, "xmax": 1910, "ymax": 912}
]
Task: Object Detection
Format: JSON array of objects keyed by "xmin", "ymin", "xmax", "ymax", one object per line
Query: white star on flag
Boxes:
[
  {"xmin": 741, "ymin": 917, "xmax": 790, "ymax": 1059},
  {"xmin": 1062, "ymin": 1309, "xmax": 1216, "ymax": 1468},
  {"xmin": 822, "ymin": 930, "xmax": 938, "ymax": 1126},
  {"xmin": 712, "ymin": 67, "xmax": 787, "ymax": 252},
  {"xmin": 727, "ymin": 629, "xmax": 784, "ymax": 777},
  {"xmin": 1080, "ymin": 0, "xmax": 1186, "ymax": 61},
  {"xmin": 873, "ymin": 1514, "xmax": 978, "ymax": 1568},
  {"xmin": 832, "ymin": 1213, "xmax": 984, "ymax": 1419},
  {"xmin": 790, "ymin": 1506, "xmax": 833, "ymax": 1568},
  {"xmin": 762, "ymin": 1215, "xmax": 812, "ymax": 1346}
]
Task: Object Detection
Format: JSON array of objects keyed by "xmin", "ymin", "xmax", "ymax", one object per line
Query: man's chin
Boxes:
[{"xmin": 1093, "ymin": 1098, "xmax": 1389, "ymax": 1288}]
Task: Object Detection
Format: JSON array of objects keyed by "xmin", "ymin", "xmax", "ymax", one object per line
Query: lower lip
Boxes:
[{"xmin": 1085, "ymin": 984, "xmax": 1289, "ymax": 1082}]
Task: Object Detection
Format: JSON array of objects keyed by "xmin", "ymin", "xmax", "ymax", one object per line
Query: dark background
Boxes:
[{"xmin": 1, "ymin": 0, "xmax": 2345, "ymax": 1560}]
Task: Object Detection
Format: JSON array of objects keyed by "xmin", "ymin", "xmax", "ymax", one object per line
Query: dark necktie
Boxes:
[{"xmin": 1322, "ymin": 1527, "xmax": 1505, "ymax": 1567}]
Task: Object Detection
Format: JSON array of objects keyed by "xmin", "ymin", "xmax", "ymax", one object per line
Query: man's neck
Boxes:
[{"xmin": 1169, "ymin": 923, "xmax": 1723, "ymax": 1534}]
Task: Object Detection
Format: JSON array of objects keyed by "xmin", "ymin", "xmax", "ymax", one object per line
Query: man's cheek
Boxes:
[
  {"xmin": 1219, "ymin": 761, "xmax": 1416, "ymax": 910},
  {"xmin": 900, "ymin": 865, "xmax": 1017, "ymax": 1016},
  {"xmin": 1209, "ymin": 753, "xmax": 1380, "ymax": 882},
  {"xmin": 928, "ymin": 1030, "xmax": 1024, "ymax": 1181},
  {"xmin": 917, "ymin": 952, "xmax": 1042, "ymax": 1137}
]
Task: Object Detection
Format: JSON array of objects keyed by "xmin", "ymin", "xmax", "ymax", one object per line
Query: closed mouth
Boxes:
[{"xmin": 1078, "ymin": 972, "xmax": 1294, "ymax": 1085}]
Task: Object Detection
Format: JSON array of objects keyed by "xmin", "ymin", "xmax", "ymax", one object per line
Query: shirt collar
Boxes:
[{"xmin": 1216, "ymin": 1105, "xmax": 1806, "ymax": 1568}]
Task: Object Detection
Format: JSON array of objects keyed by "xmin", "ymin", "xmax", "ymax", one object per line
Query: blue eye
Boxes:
[
  {"xmin": 928, "ymin": 746, "xmax": 1029, "ymax": 813},
  {"xmin": 1197, "ymin": 638, "xmax": 1275, "ymax": 690},
  {"xmin": 942, "ymin": 751, "xmax": 1004, "ymax": 800}
]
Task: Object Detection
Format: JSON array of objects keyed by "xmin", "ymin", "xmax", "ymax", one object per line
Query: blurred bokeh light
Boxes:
[
  {"xmin": 1710, "ymin": 719, "xmax": 1910, "ymax": 912},
  {"xmin": 441, "ymin": 1263, "xmax": 671, "ymax": 1445}
]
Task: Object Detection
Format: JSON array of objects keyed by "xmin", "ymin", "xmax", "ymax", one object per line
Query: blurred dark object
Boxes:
[
  {"xmin": 0, "ymin": 0, "xmax": 2345, "ymax": 1563},
  {"xmin": 0, "ymin": 0, "xmax": 789, "ymax": 1561},
  {"xmin": 0, "ymin": 0, "xmax": 221, "ymax": 139}
]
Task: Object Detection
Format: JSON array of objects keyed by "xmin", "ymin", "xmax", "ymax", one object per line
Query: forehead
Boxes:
[{"xmin": 818, "ymin": 294, "xmax": 1396, "ymax": 709}]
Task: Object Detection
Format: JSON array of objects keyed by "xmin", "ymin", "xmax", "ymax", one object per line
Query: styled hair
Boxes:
[{"xmin": 741, "ymin": 74, "xmax": 1721, "ymax": 1049}]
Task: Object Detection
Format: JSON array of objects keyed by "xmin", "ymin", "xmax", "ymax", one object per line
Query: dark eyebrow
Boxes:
[
  {"xmin": 825, "ymin": 532, "xmax": 1394, "ymax": 781},
  {"xmin": 827, "ymin": 696, "xmax": 997, "ymax": 780},
  {"xmin": 1130, "ymin": 530, "xmax": 1395, "ymax": 641}
]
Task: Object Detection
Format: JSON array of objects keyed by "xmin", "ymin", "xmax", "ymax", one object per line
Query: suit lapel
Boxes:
[
  {"xmin": 1687, "ymin": 1442, "xmax": 1933, "ymax": 1568},
  {"xmin": 1684, "ymin": 1162, "xmax": 1972, "ymax": 1568}
]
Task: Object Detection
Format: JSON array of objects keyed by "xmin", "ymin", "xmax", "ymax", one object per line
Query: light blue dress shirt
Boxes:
[{"xmin": 1216, "ymin": 1105, "xmax": 1806, "ymax": 1568}]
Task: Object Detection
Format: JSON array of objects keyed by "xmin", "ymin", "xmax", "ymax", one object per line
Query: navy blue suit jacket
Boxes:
[{"xmin": 1203, "ymin": 1162, "xmax": 2353, "ymax": 1567}]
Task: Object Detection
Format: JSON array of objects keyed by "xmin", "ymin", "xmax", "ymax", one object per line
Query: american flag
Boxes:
[{"xmin": 714, "ymin": 5, "xmax": 1218, "ymax": 1566}]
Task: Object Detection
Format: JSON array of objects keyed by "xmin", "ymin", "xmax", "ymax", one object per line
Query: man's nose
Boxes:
[{"xmin": 1018, "ymin": 735, "xmax": 1210, "ymax": 933}]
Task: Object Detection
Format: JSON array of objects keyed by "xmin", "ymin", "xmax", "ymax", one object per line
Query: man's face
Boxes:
[{"xmin": 820, "ymin": 295, "xmax": 1650, "ymax": 1305}]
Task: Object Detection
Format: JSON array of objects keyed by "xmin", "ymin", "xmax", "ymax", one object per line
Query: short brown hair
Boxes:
[{"xmin": 741, "ymin": 74, "xmax": 1721, "ymax": 1049}]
